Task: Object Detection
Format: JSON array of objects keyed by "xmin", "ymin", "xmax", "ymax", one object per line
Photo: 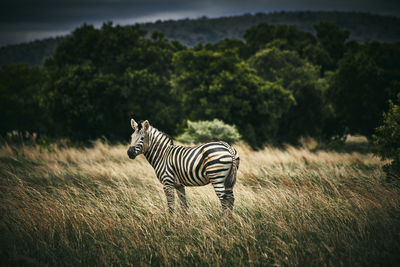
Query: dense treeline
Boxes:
[
  {"xmin": 1, "ymin": 11, "xmax": 400, "ymax": 66},
  {"xmin": 1, "ymin": 20, "xmax": 399, "ymax": 148}
]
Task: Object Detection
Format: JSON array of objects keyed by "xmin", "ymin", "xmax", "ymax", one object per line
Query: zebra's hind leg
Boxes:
[
  {"xmin": 212, "ymin": 182, "xmax": 235, "ymax": 215},
  {"xmin": 163, "ymin": 184, "xmax": 175, "ymax": 214},
  {"xmin": 220, "ymin": 189, "xmax": 234, "ymax": 215},
  {"xmin": 176, "ymin": 185, "xmax": 188, "ymax": 212}
]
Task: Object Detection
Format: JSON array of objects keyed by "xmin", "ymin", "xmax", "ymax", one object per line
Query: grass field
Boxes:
[{"xmin": 1, "ymin": 140, "xmax": 400, "ymax": 266}]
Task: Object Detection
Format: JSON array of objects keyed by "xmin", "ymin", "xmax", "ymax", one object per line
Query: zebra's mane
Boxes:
[
  {"xmin": 150, "ymin": 125, "xmax": 174, "ymax": 146},
  {"xmin": 137, "ymin": 120, "xmax": 173, "ymax": 145}
]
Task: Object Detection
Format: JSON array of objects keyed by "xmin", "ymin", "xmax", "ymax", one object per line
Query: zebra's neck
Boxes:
[{"xmin": 143, "ymin": 126, "xmax": 174, "ymax": 173}]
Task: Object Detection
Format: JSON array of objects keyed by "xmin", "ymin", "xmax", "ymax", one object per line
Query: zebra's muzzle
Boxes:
[{"xmin": 127, "ymin": 147, "xmax": 137, "ymax": 159}]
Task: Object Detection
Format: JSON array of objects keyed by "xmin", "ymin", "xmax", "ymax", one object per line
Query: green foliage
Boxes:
[
  {"xmin": 374, "ymin": 94, "xmax": 400, "ymax": 179},
  {"xmin": 248, "ymin": 47, "xmax": 333, "ymax": 143},
  {"xmin": 313, "ymin": 22, "xmax": 350, "ymax": 69},
  {"xmin": 204, "ymin": 38, "xmax": 250, "ymax": 59},
  {"xmin": 302, "ymin": 43, "xmax": 335, "ymax": 74},
  {"xmin": 1, "ymin": 18, "xmax": 399, "ymax": 148},
  {"xmin": 41, "ymin": 23, "xmax": 183, "ymax": 141},
  {"xmin": 41, "ymin": 62, "xmax": 127, "ymax": 140},
  {"xmin": 176, "ymin": 119, "xmax": 241, "ymax": 144},
  {"xmin": 0, "ymin": 65, "xmax": 45, "ymax": 135},
  {"xmin": 2, "ymin": 12, "xmax": 400, "ymax": 67},
  {"xmin": 172, "ymin": 49, "xmax": 294, "ymax": 147},
  {"xmin": 328, "ymin": 41, "xmax": 400, "ymax": 138},
  {"xmin": 244, "ymin": 23, "xmax": 316, "ymax": 56}
]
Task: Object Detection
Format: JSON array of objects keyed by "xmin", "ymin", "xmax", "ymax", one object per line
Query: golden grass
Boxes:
[{"xmin": 1, "ymin": 141, "xmax": 399, "ymax": 266}]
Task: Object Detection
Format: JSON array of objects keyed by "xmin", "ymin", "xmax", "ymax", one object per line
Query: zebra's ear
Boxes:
[
  {"xmin": 131, "ymin": 119, "xmax": 138, "ymax": 130},
  {"xmin": 142, "ymin": 120, "xmax": 150, "ymax": 132}
]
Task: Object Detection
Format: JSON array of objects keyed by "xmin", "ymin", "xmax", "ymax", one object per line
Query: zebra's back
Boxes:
[{"xmin": 167, "ymin": 141, "xmax": 237, "ymax": 187}]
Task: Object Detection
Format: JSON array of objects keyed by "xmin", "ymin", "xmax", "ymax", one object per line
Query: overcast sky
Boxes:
[{"xmin": 1, "ymin": 0, "xmax": 399, "ymax": 47}]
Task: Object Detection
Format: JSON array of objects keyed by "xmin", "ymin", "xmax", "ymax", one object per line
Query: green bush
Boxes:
[
  {"xmin": 373, "ymin": 94, "xmax": 400, "ymax": 179},
  {"xmin": 176, "ymin": 119, "xmax": 241, "ymax": 144}
]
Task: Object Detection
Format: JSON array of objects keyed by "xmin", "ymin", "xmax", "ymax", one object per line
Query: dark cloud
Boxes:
[{"xmin": 1, "ymin": 0, "xmax": 399, "ymax": 46}]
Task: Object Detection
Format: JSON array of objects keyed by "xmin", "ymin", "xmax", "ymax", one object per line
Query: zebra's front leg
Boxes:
[
  {"xmin": 163, "ymin": 184, "xmax": 175, "ymax": 214},
  {"xmin": 176, "ymin": 185, "xmax": 188, "ymax": 212}
]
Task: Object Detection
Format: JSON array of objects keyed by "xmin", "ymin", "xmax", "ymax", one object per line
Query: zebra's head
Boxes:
[{"xmin": 127, "ymin": 118, "xmax": 150, "ymax": 159}]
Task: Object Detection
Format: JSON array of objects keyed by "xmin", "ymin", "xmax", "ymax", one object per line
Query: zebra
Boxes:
[{"xmin": 127, "ymin": 118, "xmax": 239, "ymax": 214}]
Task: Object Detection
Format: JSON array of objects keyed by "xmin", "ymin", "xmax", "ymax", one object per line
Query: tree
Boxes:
[
  {"xmin": 123, "ymin": 68, "xmax": 182, "ymax": 135},
  {"xmin": 172, "ymin": 49, "xmax": 294, "ymax": 147},
  {"xmin": 41, "ymin": 62, "xmax": 126, "ymax": 140},
  {"xmin": 248, "ymin": 48, "xmax": 332, "ymax": 143},
  {"xmin": 204, "ymin": 38, "xmax": 250, "ymax": 59},
  {"xmin": 45, "ymin": 23, "xmax": 147, "ymax": 74},
  {"xmin": 313, "ymin": 22, "xmax": 350, "ymax": 70},
  {"xmin": 42, "ymin": 23, "xmax": 183, "ymax": 141},
  {"xmin": 374, "ymin": 94, "xmax": 400, "ymax": 179},
  {"xmin": 244, "ymin": 23, "xmax": 316, "ymax": 56},
  {"xmin": 0, "ymin": 65, "xmax": 45, "ymax": 135},
  {"xmin": 328, "ymin": 41, "xmax": 400, "ymax": 138},
  {"xmin": 302, "ymin": 43, "xmax": 335, "ymax": 74}
]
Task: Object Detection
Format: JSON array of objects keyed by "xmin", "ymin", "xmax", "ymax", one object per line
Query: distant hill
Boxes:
[
  {"xmin": 0, "ymin": 37, "xmax": 63, "ymax": 67},
  {"xmin": 1, "ymin": 11, "xmax": 400, "ymax": 66},
  {"xmin": 142, "ymin": 11, "xmax": 400, "ymax": 45}
]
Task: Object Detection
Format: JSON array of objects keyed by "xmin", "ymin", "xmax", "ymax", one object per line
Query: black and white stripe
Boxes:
[{"xmin": 128, "ymin": 119, "xmax": 239, "ymax": 214}]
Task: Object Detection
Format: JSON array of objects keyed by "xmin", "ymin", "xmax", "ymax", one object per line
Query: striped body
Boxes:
[
  {"xmin": 128, "ymin": 120, "xmax": 239, "ymax": 213},
  {"xmin": 143, "ymin": 127, "xmax": 239, "ymax": 199}
]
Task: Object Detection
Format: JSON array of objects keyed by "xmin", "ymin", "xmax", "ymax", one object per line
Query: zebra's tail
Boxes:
[{"xmin": 223, "ymin": 144, "xmax": 240, "ymax": 190}]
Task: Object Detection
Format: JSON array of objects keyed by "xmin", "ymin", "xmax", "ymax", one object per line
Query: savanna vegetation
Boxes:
[
  {"xmin": 1, "ymin": 11, "xmax": 400, "ymax": 66},
  {"xmin": 1, "ymin": 17, "xmax": 399, "ymax": 147},
  {"xmin": 1, "ymin": 10, "xmax": 400, "ymax": 266},
  {"xmin": 1, "ymin": 140, "xmax": 400, "ymax": 266}
]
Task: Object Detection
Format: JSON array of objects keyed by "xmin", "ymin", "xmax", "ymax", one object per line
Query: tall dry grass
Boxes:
[{"xmin": 1, "ymin": 141, "xmax": 399, "ymax": 266}]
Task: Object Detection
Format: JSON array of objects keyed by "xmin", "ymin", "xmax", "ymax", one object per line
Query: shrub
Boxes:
[
  {"xmin": 373, "ymin": 94, "xmax": 400, "ymax": 179},
  {"xmin": 176, "ymin": 119, "xmax": 241, "ymax": 144}
]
